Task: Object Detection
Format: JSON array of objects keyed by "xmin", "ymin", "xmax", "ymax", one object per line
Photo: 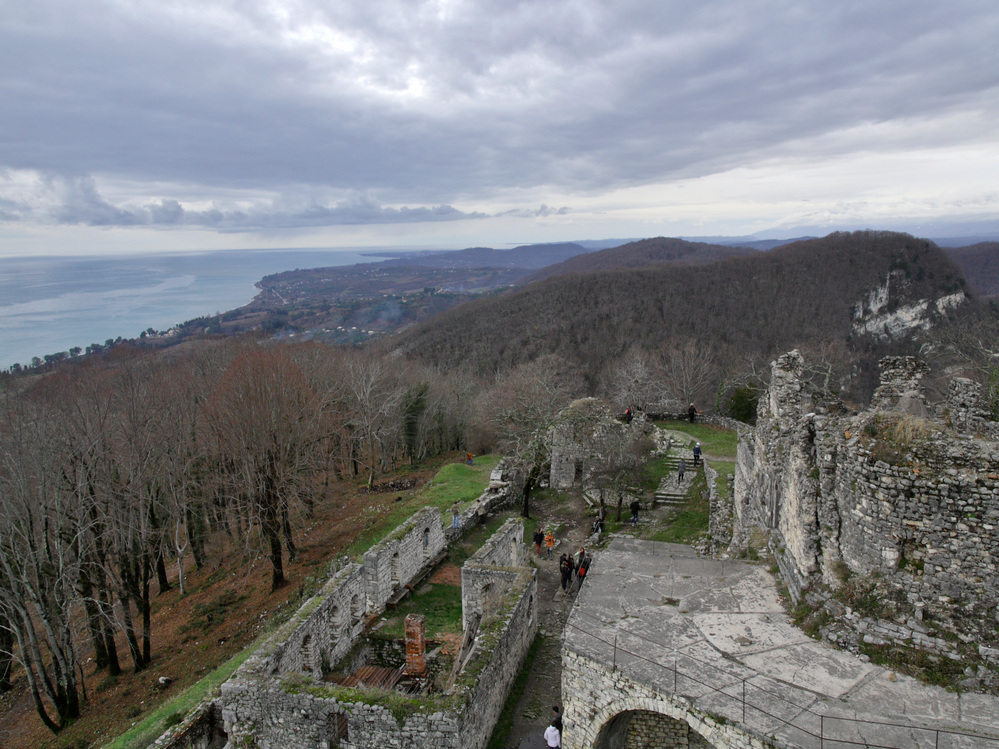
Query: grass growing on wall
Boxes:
[{"xmin": 711, "ymin": 459, "xmax": 735, "ymax": 501}]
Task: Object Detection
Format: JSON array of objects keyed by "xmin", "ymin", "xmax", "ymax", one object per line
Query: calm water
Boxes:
[{"xmin": 0, "ymin": 248, "xmax": 386, "ymax": 369}]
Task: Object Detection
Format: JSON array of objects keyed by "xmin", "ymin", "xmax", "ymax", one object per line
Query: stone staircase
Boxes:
[{"xmin": 654, "ymin": 454, "xmax": 699, "ymax": 509}]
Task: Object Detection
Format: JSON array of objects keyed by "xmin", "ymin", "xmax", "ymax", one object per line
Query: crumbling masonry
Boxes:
[
  {"xmin": 151, "ymin": 459, "xmax": 536, "ymax": 749},
  {"xmin": 731, "ymin": 350, "xmax": 999, "ymax": 660}
]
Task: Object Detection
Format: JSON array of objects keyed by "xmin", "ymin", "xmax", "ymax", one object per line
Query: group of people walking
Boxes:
[{"xmin": 559, "ymin": 546, "xmax": 590, "ymax": 592}]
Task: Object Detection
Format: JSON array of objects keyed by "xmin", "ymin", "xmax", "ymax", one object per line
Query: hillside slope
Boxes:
[
  {"xmin": 388, "ymin": 231, "xmax": 973, "ymax": 389},
  {"xmin": 944, "ymin": 242, "xmax": 999, "ymax": 302},
  {"xmin": 526, "ymin": 236, "xmax": 757, "ymax": 282}
]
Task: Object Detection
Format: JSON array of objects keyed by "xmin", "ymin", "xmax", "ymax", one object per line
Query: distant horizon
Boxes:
[{"xmin": 3, "ymin": 223, "xmax": 998, "ymax": 261}]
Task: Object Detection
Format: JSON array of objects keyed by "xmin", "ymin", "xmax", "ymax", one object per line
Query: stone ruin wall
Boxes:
[
  {"xmin": 363, "ymin": 506, "xmax": 448, "ymax": 617},
  {"xmin": 561, "ymin": 647, "xmax": 779, "ymax": 749},
  {"xmin": 455, "ymin": 519, "xmax": 537, "ymax": 749},
  {"xmin": 153, "ymin": 491, "xmax": 537, "ymax": 749},
  {"xmin": 733, "ymin": 350, "xmax": 999, "ymax": 638},
  {"xmin": 460, "ymin": 518, "xmax": 530, "ymax": 631}
]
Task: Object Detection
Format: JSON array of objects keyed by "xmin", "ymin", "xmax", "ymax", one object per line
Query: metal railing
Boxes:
[{"xmin": 566, "ymin": 609, "xmax": 999, "ymax": 749}]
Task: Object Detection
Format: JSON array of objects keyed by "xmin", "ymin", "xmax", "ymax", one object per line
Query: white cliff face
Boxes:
[{"xmin": 853, "ymin": 271, "xmax": 965, "ymax": 339}]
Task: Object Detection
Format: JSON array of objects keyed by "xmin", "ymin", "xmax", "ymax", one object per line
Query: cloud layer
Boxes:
[{"xmin": 1, "ymin": 0, "xmax": 997, "ymax": 237}]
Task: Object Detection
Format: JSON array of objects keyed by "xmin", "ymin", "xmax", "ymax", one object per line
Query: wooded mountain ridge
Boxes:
[
  {"xmin": 944, "ymin": 242, "xmax": 999, "ymax": 303},
  {"xmin": 385, "ymin": 231, "xmax": 977, "ymax": 400}
]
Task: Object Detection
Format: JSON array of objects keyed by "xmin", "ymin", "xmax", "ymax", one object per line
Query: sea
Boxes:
[{"xmin": 0, "ymin": 248, "xmax": 395, "ymax": 370}]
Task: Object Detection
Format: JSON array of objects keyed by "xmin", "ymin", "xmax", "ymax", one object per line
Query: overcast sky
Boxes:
[{"xmin": 2, "ymin": 0, "xmax": 998, "ymax": 256}]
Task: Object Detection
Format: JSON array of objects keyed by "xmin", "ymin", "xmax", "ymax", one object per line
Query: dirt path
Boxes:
[{"xmin": 506, "ymin": 496, "xmax": 592, "ymax": 749}]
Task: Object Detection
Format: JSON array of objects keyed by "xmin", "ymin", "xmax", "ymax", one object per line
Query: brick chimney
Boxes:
[{"xmin": 404, "ymin": 614, "xmax": 426, "ymax": 676}]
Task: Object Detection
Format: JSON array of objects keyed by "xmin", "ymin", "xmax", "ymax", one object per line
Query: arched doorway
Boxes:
[{"xmin": 593, "ymin": 709, "xmax": 712, "ymax": 749}]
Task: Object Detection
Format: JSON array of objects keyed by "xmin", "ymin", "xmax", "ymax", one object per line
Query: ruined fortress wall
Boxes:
[
  {"xmin": 275, "ymin": 563, "xmax": 366, "ymax": 675},
  {"xmin": 734, "ymin": 351, "xmax": 999, "ymax": 616},
  {"xmin": 456, "ymin": 565, "xmax": 538, "ymax": 749},
  {"xmin": 363, "ymin": 506, "xmax": 446, "ymax": 616},
  {"xmin": 460, "ymin": 518, "xmax": 527, "ymax": 632},
  {"xmin": 212, "ymin": 508, "xmax": 537, "ymax": 749}
]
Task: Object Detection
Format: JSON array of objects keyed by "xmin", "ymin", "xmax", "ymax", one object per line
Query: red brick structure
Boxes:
[{"xmin": 404, "ymin": 614, "xmax": 426, "ymax": 676}]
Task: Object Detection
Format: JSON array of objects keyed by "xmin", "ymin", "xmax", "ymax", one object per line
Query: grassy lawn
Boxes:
[
  {"xmin": 346, "ymin": 454, "xmax": 501, "ymax": 558},
  {"xmin": 656, "ymin": 421, "xmax": 738, "ymax": 458},
  {"xmin": 416, "ymin": 454, "xmax": 502, "ymax": 508},
  {"xmin": 641, "ymin": 454, "xmax": 674, "ymax": 493},
  {"xmin": 376, "ymin": 581, "xmax": 464, "ymax": 639},
  {"xmin": 647, "ymin": 470, "xmax": 711, "ymax": 544}
]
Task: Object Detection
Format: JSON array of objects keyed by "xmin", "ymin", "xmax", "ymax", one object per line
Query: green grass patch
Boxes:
[
  {"xmin": 711, "ymin": 460, "xmax": 735, "ymax": 502},
  {"xmin": 647, "ymin": 472, "xmax": 710, "ymax": 544},
  {"xmin": 486, "ymin": 632, "xmax": 546, "ymax": 749},
  {"xmin": 417, "ymin": 455, "xmax": 502, "ymax": 508},
  {"xmin": 641, "ymin": 455, "xmax": 674, "ymax": 492},
  {"xmin": 101, "ymin": 645, "xmax": 256, "ymax": 749},
  {"xmin": 527, "ymin": 487, "xmax": 574, "ymax": 515},
  {"xmin": 448, "ymin": 511, "xmax": 516, "ymax": 566},
  {"xmin": 346, "ymin": 454, "xmax": 501, "ymax": 558},
  {"xmin": 656, "ymin": 422, "xmax": 738, "ymax": 458},
  {"xmin": 376, "ymin": 581, "xmax": 464, "ymax": 639}
]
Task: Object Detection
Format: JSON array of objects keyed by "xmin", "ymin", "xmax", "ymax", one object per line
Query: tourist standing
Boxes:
[
  {"xmin": 544, "ymin": 720, "xmax": 562, "ymax": 748},
  {"xmin": 534, "ymin": 528, "xmax": 544, "ymax": 556},
  {"xmin": 545, "ymin": 529, "xmax": 556, "ymax": 558},
  {"xmin": 688, "ymin": 403, "xmax": 698, "ymax": 423},
  {"xmin": 552, "ymin": 705, "xmax": 563, "ymax": 733},
  {"xmin": 576, "ymin": 554, "xmax": 590, "ymax": 591},
  {"xmin": 693, "ymin": 442, "xmax": 702, "ymax": 467},
  {"xmin": 677, "ymin": 458, "xmax": 686, "ymax": 484},
  {"xmin": 559, "ymin": 554, "xmax": 572, "ymax": 591},
  {"xmin": 573, "ymin": 547, "xmax": 585, "ymax": 577},
  {"xmin": 629, "ymin": 498, "xmax": 640, "ymax": 525},
  {"xmin": 451, "ymin": 502, "xmax": 460, "ymax": 530}
]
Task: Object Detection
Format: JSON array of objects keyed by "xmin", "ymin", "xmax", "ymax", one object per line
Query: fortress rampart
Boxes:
[{"xmin": 733, "ymin": 351, "xmax": 999, "ymax": 646}]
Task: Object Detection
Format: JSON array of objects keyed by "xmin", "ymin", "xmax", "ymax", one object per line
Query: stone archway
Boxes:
[{"xmin": 593, "ymin": 709, "xmax": 713, "ymax": 749}]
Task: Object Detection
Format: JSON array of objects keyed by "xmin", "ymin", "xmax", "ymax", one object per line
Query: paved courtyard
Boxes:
[{"xmin": 565, "ymin": 538, "xmax": 999, "ymax": 748}]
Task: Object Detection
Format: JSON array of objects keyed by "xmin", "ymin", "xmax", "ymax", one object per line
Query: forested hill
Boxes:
[
  {"xmin": 376, "ymin": 241, "xmax": 594, "ymax": 270},
  {"xmin": 944, "ymin": 242, "xmax": 999, "ymax": 302},
  {"xmin": 526, "ymin": 236, "xmax": 758, "ymax": 282},
  {"xmin": 387, "ymin": 231, "xmax": 973, "ymax": 387}
]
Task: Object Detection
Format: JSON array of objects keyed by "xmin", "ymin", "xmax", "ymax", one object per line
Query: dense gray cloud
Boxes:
[
  {"xmin": 0, "ymin": 174, "xmax": 487, "ymax": 228},
  {"xmin": 1, "ymin": 0, "xmax": 997, "ymax": 232}
]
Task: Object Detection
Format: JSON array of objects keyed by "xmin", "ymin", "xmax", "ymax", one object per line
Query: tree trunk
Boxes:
[
  {"xmin": 119, "ymin": 591, "xmax": 145, "ymax": 672},
  {"xmin": 282, "ymin": 504, "xmax": 297, "ymax": 562}
]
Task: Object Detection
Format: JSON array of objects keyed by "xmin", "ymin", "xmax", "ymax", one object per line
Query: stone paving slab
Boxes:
[
  {"xmin": 692, "ymin": 612, "xmax": 813, "ymax": 655},
  {"xmin": 741, "ymin": 641, "xmax": 878, "ymax": 698},
  {"xmin": 566, "ymin": 538, "xmax": 999, "ymax": 749}
]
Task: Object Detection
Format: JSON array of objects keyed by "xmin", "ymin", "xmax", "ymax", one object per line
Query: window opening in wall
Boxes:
[
  {"xmin": 301, "ymin": 634, "xmax": 313, "ymax": 672},
  {"xmin": 350, "ymin": 594, "xmax": 362, "ymax": 626},
  {"xmin": 326, "ymin": 711, "xmax": 349, "ymax": 747},
  {"xmin": 574, "ymin": 460, "xmax": 583, "ymax": 482},
  {"xmin": 391, "ymin": 551, "xmax": 401, "ymax": 585},
  {"xmin": 330, "ymin": 604, "xmax": 342, "ymax": 635},
  {"xmin": 423, "ymin": 527, "xmax": 430, "ymax": 554}
]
